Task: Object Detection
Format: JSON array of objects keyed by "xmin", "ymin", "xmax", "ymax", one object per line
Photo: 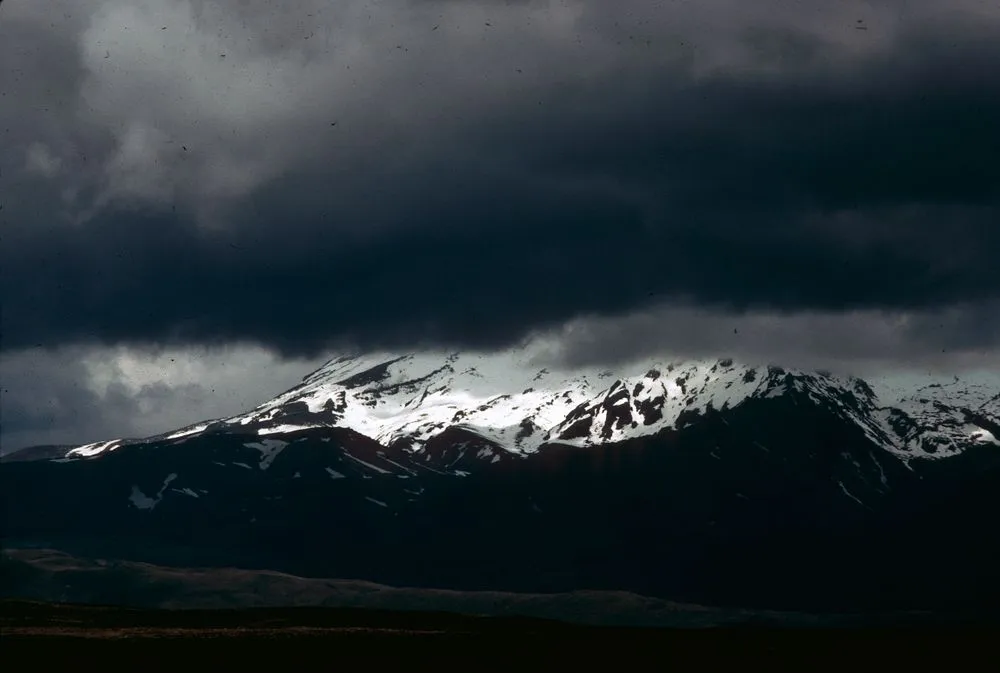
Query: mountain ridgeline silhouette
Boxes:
[{"xmin": 3, "ymin": 351, "xmax": 998, "ymax": 613}]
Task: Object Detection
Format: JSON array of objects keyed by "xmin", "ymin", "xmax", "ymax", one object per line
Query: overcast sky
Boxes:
[{"xmin": 2, "ymin": 0, "xmax": 998, "ymax": 451}]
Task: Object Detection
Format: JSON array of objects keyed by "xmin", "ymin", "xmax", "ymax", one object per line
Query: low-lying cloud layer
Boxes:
[
  {"xmin": 0, "ymin": 345, "xmax": 324, "ymax": 452},
  {"xmin": 542, "ymin": 303, "xmax": 1000, "ymax": 373},
  {"xmin": 2, "ymin": 1, "xmax": 998, "ymax": 449}
]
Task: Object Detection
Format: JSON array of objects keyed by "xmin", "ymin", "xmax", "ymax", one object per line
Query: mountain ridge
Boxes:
[
  {"xmin": 25, "ymin": 350, "xmax": 996, "ymax": 469},
  {"xmin": 3, "ymin": 350, "xmax": 998, "ymax": 613}
]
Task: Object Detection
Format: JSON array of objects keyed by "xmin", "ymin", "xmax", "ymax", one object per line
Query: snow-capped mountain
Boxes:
[
  {"xmin": 3, "ymin": 350, "xmax": 999, "ymax": 614},
  {"xmin": 56, "ymin": 350, "xmax": 998, "ymax": 474},
  {"xmin": 872, "ymin": 375, "xmax": 1000, "ymax": 459}
]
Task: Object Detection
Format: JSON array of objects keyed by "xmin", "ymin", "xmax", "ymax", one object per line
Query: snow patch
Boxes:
[
  {"xmin": 257, "ymin": 423, "xmax": 325, "ymax": 436},
  {"xmin": 344, "ymin": 453, "xmax": 391, "ymax": 474},
  {"xmin": 244, "ymin": 439, "xmax": 289, "ymax": 470},
  {"xmin": 838, "ymin": 481, "xmax": 865, "ymax": 507},
  {"xmin": 971, "ymin": 428, "xmax": 999, "ymax": 445},
  {"xmin": 129, "ymin": 473, "xmax": 177, "ymax": 511},
  {"xmin": 67, "ymin": 439, "xmax": 120, "ymax": 458},
  {"xmin": 165, "ymin": 424, "xmax": 209, "ymax": 440}
]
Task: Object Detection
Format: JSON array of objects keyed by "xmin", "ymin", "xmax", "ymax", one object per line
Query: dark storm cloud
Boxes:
[{"xmin": 3, "ymin": 1, "xmax": 999, "ymax": 358}]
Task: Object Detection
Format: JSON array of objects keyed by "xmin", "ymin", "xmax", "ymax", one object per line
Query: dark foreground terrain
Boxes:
[{"xmin": 3, "ymin": 600, "xmax": 998, "ymax": 672}]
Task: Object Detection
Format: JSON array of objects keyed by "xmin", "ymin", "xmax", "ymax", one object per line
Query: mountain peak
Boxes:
[
  {"xmin": 43, "ymin": 349, "xmax": 997, "ymax": 467},
  {"xmin": 217, "ymin": 352, "xmax": 863, "ymax": 454}
]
